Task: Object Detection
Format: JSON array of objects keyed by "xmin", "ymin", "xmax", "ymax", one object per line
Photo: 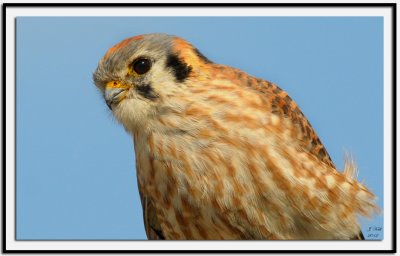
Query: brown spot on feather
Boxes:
[{"xmin": 194, "ymin": 223, "xmax": 209, "ymax": 239}]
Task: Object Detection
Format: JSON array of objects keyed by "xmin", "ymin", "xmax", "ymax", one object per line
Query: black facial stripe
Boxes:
[
  {"xmin": 136, "ymin": 83, "xmax": 158, "ymax": 100},
  {"xmin": 165, "ymin": 54, "xmax": 192, "ymax": 82},
  {"xmin": 194, "ymin": 48, "xmax": 213, "ymax": 63}
]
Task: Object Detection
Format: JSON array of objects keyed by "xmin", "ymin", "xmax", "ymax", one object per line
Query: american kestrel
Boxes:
[{"xmin": 93, "ymin": 33, "xmax": 377, "ymax": 240}]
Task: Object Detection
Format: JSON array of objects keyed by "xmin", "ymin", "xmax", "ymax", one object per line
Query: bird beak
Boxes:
[{"xmin": 104, "ymin": 81, "xmax": 130, "ymax": 110}]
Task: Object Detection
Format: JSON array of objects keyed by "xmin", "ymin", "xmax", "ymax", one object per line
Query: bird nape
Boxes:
[{"xmin": 93, "ymin": 33, "xmax": 378, "ymax": 240}]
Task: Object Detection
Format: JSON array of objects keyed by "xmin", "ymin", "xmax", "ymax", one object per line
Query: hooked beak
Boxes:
[{"xmin": 104, "ymin": 81, "xmax": 130, "ymax": 110}]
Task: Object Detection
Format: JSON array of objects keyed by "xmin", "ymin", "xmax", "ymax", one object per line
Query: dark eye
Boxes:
[{"xmin": 132, "ymin": 57, "xmax": 151, "ymax": 75}]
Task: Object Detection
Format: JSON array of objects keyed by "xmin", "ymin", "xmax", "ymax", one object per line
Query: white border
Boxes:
[
  {"xmin": 4, "ymin": 6, "xmax": 394, "ymax": 17},
  {"xmin": 5, "ymin": 5, "xmax": 394, "ymax": 252}
]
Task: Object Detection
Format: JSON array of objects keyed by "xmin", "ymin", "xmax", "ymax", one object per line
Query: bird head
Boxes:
[{"xmin": 93, "ymin": 33, "xmax": 212, "ymax": 133}]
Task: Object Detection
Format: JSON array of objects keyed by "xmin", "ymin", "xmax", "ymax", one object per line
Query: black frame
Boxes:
[{"xmin": 2, "ymin": 3, "xmax": 396, "ymax": 254}]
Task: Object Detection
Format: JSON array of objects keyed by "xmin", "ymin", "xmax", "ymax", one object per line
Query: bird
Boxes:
[{"xmin": 93, "ymin": 33, "xmax": 377, "ymax": 240}]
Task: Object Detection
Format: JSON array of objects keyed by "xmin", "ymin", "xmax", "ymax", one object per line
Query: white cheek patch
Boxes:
[{"xmin": 113, "ymin": 97, "xmax": 153, "ymax": 133}]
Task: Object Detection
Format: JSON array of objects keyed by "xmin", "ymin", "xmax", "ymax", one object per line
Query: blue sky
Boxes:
[{"xmin": 16, "ymin": 16, "xmax": 383, "ymax": 240}]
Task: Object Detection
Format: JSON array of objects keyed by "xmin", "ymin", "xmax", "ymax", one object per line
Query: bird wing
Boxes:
[
  {"xmin": 254, "ymin": 79, "xmax": 366, "ymax": 240},
  {"xmin": 230, "ymin": 70, "xmax": 376, "ymax": 239},
  {"xmin": 137, "ymin": 187, "xmax": 165, "ymax": 240},
  {"xmin": 134, "ymin": 139, "xmax": 165, "ymax": 240},
  {"xmin": 257, "ymin": 78, "xmax": 336, "ymax": 168}
]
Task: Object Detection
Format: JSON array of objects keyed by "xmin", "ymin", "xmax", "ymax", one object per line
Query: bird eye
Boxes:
[{"xmin": 132, "ymin": 57, "xmax": 152, "ymax": 75}]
